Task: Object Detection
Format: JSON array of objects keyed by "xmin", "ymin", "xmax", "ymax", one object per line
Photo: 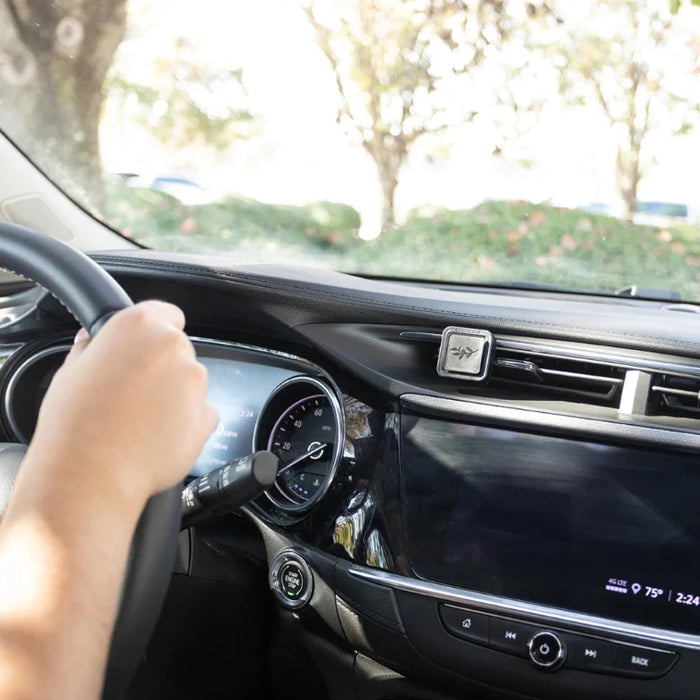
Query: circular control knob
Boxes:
[
  {"xmin": 528, "ymin": 631, "xmax": 566, "ymax": 671},
  {"xmin": 269, "ymin": 551, "xmax": 314, "ymax": 609}
]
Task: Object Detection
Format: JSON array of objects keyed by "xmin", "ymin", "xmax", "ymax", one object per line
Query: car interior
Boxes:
[{"xmin": 2, "ymin": 2, "xmax": 700, "ymax": 699}]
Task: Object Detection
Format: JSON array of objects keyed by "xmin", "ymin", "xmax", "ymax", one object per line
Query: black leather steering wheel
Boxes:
[{"xmin": 0, "ymin": 222, "xmax": 182, "ymax": 699}]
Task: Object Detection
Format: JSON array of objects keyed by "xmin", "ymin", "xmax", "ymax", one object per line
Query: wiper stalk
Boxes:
[{"xmin": 615, "ymin": 285, "xmax": 682, "ymax": 302}]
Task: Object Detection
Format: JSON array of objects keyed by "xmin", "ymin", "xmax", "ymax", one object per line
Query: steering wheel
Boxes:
[{"xmin": 0, "ymin": 222, "xmax": 182, "ymax": 699}]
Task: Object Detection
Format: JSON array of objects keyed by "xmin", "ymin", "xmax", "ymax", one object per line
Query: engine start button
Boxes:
[
  {"xmin": 269, "ymin": 551, "xmax": 314, "ymax": 609},
  {"xmin": 279, "ymin": 561, "xmax": 306, "ymax": 599},
  {"xmin": 528, "ymin": 631, "xmax": 566, "ymax": 671}
]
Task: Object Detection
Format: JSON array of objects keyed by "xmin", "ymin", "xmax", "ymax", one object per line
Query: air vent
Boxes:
[
  {"xmin": 399, "ymin": 327, "xmax": 700, "ymax": 418},
  {"xmin": 491, "ymin": 346, "xmax": 626, "ymax": 405},
  {"xmin": 649, "ymin": 374, "xmax": 700, "ymax": 418}
]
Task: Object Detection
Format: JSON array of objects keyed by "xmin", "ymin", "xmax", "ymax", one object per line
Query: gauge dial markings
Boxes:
[{"xmin": 262, "ymin": 387, "xmax": 340, "ymax": 512}]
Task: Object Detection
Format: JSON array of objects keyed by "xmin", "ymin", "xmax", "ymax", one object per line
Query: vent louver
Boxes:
[
  {"xmin": 400, "ymin": 328, "xmax": 700, "ymax": 419},
  {"xmin": 649, "ymin": 374, "xmax": 700, "ymax": 418},
  {"xmin": 490, "ymin": 346, "xmax": 626, "ymax": 406}
]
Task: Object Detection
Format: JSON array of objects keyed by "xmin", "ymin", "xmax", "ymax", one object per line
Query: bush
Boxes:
[
  {"xmin": 102, "ymin": 182, "xmax": 361, "ymax": 264},
  {"xmin": 101, "ymin": 188, "xmax": 700, "ymax": 301},
  {"xmin": 343, "ymin": 200, "xmax": 700, "ymax": 299}
]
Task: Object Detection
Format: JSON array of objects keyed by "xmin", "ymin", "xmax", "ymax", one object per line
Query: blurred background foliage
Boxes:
[
  {"xmin": 104, "ymin": 180, "xmax": 700, "ymax": 299},
  {"xmin": 2, "ymin": 0, "xmax": 700, "ymax": 298}
]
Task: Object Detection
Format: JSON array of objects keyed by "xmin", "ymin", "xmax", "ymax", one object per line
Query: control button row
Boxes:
[{"xmin": 438, "ymin": 603, "xmax": 678, "ymax": 679}]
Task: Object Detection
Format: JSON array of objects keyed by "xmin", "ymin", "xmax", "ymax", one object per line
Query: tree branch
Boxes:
[
  {"xmin": 591, "ymin": 75, "xmax": 614, "ymax": 124},
  {"xmin": 303, "ymin": 5, "xmax": 363, "ymax": 136}
]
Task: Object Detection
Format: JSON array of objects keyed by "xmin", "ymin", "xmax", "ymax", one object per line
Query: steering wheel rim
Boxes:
[{"xmin": 0, "ymin": 222, "xmax": 181, "ymax": 699}]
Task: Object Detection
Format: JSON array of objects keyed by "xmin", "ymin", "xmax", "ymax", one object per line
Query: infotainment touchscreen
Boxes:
[{"xmin": 402, "ymin": 416, "xmax": 700, "ymax": 635}]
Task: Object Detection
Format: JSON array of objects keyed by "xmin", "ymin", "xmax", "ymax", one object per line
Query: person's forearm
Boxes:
[{"xmin": 0, "ymin": 449, "xmax": 145, "ymax": 700}]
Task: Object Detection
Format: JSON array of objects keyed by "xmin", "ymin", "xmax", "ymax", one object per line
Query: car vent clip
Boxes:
[{"xmin": 436, "ymin": 326, "xmax": 494, "ymax": 382}]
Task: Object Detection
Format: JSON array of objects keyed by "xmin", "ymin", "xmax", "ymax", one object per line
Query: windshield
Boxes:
[{"xmin": 1, "ymin": 0, "xmax": 700, "ymax": 300}]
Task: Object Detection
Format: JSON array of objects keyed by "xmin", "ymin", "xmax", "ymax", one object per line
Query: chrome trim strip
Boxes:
[
  {"xmin": 347, "ymin": 565, "xmax": 700, "ymax": 650},
  {"xmin": 401, "ymin": 394, "xmax": 700, "ymax": 449},
  {"xmin": 537, "ymin": 367, "xmax": 623, "ymax": 385},
  {"xmin": 399, "ymin": 331, "xmax": 442, "ymax": 342},
  {"xmin": 651, "ymin": 386, "xmax": 698, "ymax": 398}
]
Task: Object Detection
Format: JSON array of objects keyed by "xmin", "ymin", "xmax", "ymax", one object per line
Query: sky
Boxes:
[{"xmin": 100, "ymin": 0, "xmax": 700, "ymax": 237}]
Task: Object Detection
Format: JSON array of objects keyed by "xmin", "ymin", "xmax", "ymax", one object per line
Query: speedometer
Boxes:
[{"xmin": 256, "ymin": 376, "xmax": 344, "ymax": 513}]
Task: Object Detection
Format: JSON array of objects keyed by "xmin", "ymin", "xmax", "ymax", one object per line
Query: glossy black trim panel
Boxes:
[
  {"xmin": 401, "ymin": 394, "xmax": 700, "ymax": 449},
  {"xmin": 348, "ymin": 565, "xmax": 700, "ymax": 650}
]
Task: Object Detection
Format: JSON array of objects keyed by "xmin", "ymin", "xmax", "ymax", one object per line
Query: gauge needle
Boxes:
[{"xmin": 277, "ymin": 443, "xmax": 328, "ymax": 475}]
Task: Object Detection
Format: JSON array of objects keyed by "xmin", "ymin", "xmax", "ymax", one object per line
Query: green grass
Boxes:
[
  {"xmin": 103, "ymin": 179, "xmax": 361, "ymax": 265},
  {"xmin": 103, "ymin": 185, "xmax": 700, "ymax": 302},
  {"xmin": 349, "ymin": 201, "xmax": 700, "ymax": 299}
]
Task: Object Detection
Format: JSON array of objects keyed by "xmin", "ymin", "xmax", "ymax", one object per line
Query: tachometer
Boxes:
[{"xmin": 256, "ymin": 376, "xmax": 343, "ymax": 513}]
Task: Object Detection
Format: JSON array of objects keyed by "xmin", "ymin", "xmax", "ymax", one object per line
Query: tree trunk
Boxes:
[
  {"xmin": 0, "ymin": 0, "xmax": 127, "ymax": 212},
  {"xmin": 365, "ymin": 137, "xmax": 404, "ymax": 232},
  {"xmin": 615, "ymin": 147, "xmax": 641, "ymax": 220},
  {"xmin": 379, "ymin": 166, "xmax": 399, "ymax": 231}
]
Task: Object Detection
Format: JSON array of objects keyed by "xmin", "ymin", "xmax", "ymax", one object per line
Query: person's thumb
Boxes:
[{"xmin": 62, "ymin": 328, "xmax": 90, "ymax": 365}]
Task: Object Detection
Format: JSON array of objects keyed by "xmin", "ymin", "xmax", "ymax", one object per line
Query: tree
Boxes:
[
  {"xmin": 105, "ymin": 34, "xmax": 257, "ymax": 170},
  {"xmin": 304, "ymin": 0, "xmax": 555, "ymax": 231},
  {"xmin": 0, "ymin": 0, "xmax": 127, "ymax": 210},
  {"xmin": 0, "ymin": 2, "xmax": 256, "ymax": 212},
  {"xmin": 670, "ymin": 0, "xmax": 700, "ymax": 12},
  {"xmin": 558, "ymin": 0, "xmax": 700, "ymax": 218}
]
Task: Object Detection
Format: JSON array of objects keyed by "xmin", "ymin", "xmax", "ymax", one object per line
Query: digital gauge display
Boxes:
[{"xmin": 191, "ymin": 353, "xmax": 301, "ymax": 477}]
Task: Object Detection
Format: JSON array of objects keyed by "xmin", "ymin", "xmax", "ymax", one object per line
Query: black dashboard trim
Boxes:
[
  {"xmin": 91, "ymin": 252, "xmax": 700, "ymax": 359},
  {"xmin": 347, "ymin": 565, "xmax": 700, "ymax": 651}
]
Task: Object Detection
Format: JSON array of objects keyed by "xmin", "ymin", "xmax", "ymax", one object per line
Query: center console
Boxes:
[
  {"xmin": 259, "ymin": 392, "xmax": 700, "ymax": 699},
  {"xmin": 338, "ymin": 399, "xmax": 700, "ymax": 697}
]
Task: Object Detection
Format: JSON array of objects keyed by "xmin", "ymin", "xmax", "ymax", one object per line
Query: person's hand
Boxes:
[{"xmin": 24, "ymin": 301, "xmax": 218, "ymax": 511}]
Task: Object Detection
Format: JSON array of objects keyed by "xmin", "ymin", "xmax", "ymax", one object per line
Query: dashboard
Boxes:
[{"xmin": 3, "ymin": 250, "xmax": 700, "ymax": 700}]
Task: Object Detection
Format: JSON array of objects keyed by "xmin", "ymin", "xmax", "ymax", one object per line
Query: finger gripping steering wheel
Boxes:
[{"xmin": 0, "ymin": 222, "xmax": 181, "ymax": 699}]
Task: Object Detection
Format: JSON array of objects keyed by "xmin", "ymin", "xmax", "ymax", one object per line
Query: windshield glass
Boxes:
[{"xmin": 1, "ymin": 0, "xmax": 700, "ymax": 299}]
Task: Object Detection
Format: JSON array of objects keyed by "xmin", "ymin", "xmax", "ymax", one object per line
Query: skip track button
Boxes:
[
  {"xmin": 488, "ymin": 618, "xmax": 539, "ymax": 658},
  {"xmin": 563, "ymin": 634, "xmax": 617, "ymax": 673}
]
